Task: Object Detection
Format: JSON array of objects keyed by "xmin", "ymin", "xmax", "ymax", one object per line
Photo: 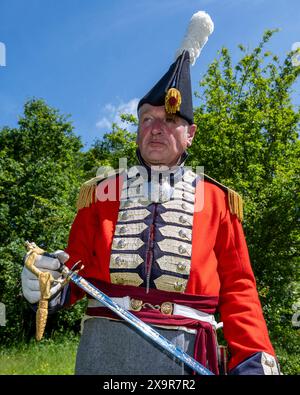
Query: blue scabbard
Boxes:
[{"xmin": 63, "ymin": 266, "xmax": 214, "ymax": 376}]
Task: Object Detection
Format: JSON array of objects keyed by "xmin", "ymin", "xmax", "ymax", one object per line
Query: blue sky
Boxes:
[{"xmin": 0, "ymin": 0, "xmax": 299, "ymax": 149}]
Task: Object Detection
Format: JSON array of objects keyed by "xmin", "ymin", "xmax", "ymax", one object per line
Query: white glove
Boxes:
[{"xmin": 21, "ymin": 250, "xmax": 69, "ymax": 304}]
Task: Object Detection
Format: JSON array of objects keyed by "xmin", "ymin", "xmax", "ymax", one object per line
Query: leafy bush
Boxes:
[
  {"xmin": 189, "ymin": 30, "xmax": 300, "ymax": 373},
  {"xmin": 0, "ymin": 99, "xmax": 85, "ymax": 344}
]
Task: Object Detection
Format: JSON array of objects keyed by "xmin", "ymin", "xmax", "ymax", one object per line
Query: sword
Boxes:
[{"xmin": 24, "ymin": 241, "xmax": 214, "ymax": 375}]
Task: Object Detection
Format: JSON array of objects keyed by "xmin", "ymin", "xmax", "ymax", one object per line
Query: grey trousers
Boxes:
[{"xmin": 75, "ymin": 318, "xmax": 196, "ymax": 375}]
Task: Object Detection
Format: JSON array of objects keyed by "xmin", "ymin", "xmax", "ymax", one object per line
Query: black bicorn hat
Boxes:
[
  {"xmin": 137, "ymin": 11, "xmax": 214, "ymax": 125},
  {"xmin": 138, "ymin": 50, "xmax": 193, "ymax": 124}
]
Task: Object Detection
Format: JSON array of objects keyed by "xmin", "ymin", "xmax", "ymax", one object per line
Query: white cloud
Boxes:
[
  {"xmin": 291, "ymin": 42, "xmax": 300, "ymax": 67},
  {"xmin": 96, "ymin": 98, "xmax": 139, "ymax": 132},
  {"xmin": 95, "ymin": 116, "xmax": 111, "ymax": 129}
]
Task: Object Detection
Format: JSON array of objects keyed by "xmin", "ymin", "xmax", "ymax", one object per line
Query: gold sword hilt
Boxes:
[{"xmin": 24, "ymin": 241, "xmax": 55, "ymax": 341}]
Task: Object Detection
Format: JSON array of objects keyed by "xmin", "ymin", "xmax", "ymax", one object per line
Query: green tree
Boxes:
[
  {"xmin": 189, "ymin": 30, "xmax": 300, "ymax": 373},
  {"xmin": 0, "ymin": 99, "xmax": 86, "ymax": 344},
  {"xmin": 82, "ymin": 115, "xmax": 138, "ymax": 179}
]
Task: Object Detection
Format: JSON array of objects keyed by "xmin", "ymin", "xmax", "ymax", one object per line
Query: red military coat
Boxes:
[{"xmin": 65, "ymin": 172, "xmax": 275, "ymax": 371}]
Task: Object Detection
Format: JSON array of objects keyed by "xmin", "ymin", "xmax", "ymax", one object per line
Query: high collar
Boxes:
[
  {"xmin": 124, "ymin": 150, "xmax": 191, "ymax": 203},
  {"xmin": 136, "ymin": 149, "xmax": 188, "ymax": 181}
]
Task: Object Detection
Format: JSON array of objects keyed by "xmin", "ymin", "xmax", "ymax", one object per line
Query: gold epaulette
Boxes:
[
  {"xmin": 76, "ymin": 169, "xmax": 122, "ymax": 211},
  {"xmin": 203, "ymin": 173, "xmax": 244, "ymax": 222}
]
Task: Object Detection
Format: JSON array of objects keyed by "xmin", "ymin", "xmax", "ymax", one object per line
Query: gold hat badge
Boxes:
[{"xmin": 165, "ymin": 88, "xmax": 182, "ymax": 114}]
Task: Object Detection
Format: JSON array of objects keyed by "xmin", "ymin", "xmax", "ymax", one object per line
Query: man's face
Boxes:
[{"xmin": 137, "ymin": 104, "xmax": 197, "ymax": 167}]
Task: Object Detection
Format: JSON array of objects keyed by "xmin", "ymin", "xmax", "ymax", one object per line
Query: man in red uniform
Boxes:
[{"xmin": 21, "ymin": 12, "xmax": 280, "ymax": 375}]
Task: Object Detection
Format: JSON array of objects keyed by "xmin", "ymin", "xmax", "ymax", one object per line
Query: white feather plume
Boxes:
[{"xmin": 175, "ymin": 11, "xmax": 214, "ymax": 66}]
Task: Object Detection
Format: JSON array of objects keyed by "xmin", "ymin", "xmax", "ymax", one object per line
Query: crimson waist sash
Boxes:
[{"xmin": 84, "ymin": 280, "xmax": 220, "ymax": 375}]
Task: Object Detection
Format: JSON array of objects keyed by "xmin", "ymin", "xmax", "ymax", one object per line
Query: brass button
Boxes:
[
  {"xmin": 119, "ymin": 226, "xmax": 127, "ymax": 234},
  {"xmin": 130, "ymin": 299, "xmax": 143, "ymax": 311},
  {"xmin": 121, "ymin": 211, "xmax": 128, "ymax": 220},
  {"xmin": 265, "ymin": 359, "xmax": 275, "ymax": 367},
  {"xmin": 179, "ymin": 229, "xmax": 187, "ymax": 239},
  {"xmin": 160, "ymin": 302, "xmax": 173, "ymax": 315},
  {"xmin": 179, "ymin": 215, "xmax": 188, "ymax": 224},
  {"xmin": 114, "ymin": 256, "xmax": 124, "ymax": 266},
  {"xmin": 178, "ymin": 245, "xmax": 187, "ymax": 254},
  {"xmin": 115, "ymin": 277, "xmax": 124, "ymax": 285},
  {"xmin": 174, "ymin": 281, "xmax": 184, "ymax": 291},
  {"xmin": 177, "ymin": 262, "xmax": 186, "ymax": 272},
  {"xmin": 117, "ymin": 239, "xmax": 126, "ymax": 248}
]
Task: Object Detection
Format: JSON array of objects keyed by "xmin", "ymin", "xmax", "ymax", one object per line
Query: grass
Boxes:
[
  {"xmin": 276, "ymin": 346, "xmax": 300, "ymax": 375},
  {"xmin": 0, "ymin": 334, "xmax": 79, "ymax": 375},
  {"xmin": 1, "ymin": 334, "xmax": 299, "ymax": 375}
]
